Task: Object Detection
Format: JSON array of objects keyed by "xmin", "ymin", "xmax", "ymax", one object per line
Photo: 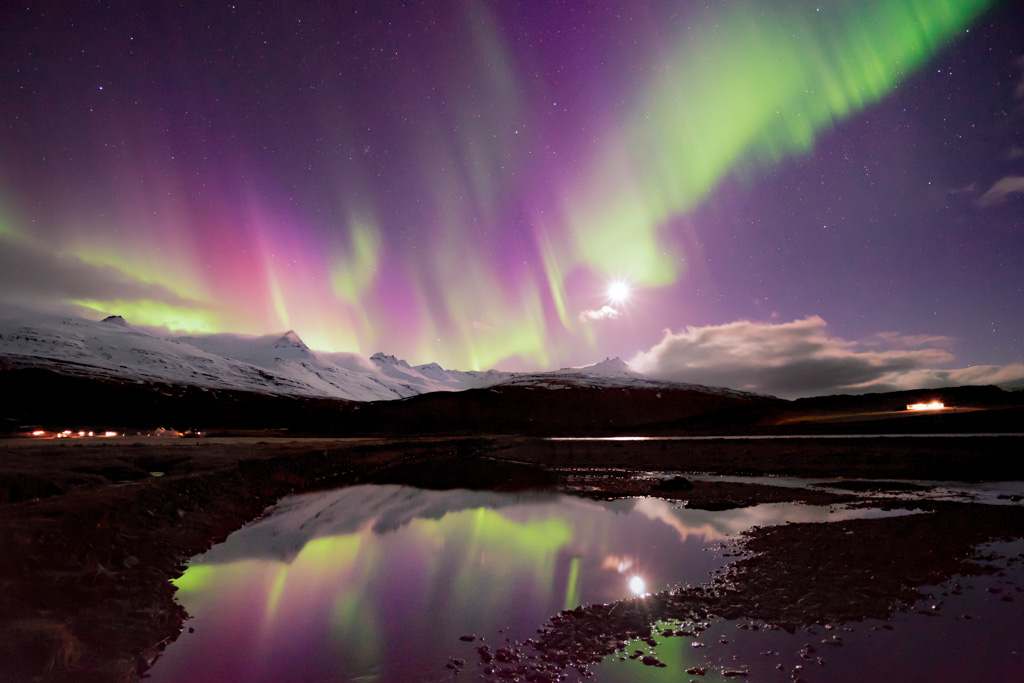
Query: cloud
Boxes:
[
  {"xmin": 977, "ymin": 175, "xmax": 1024, "ymax": 207},
  {"xmin": 858, "ymin": 331, "xmax": 955, "ymax": 349},
  {"xmin": 628, "ymin": 316, "xmax": 974, "ymax": 398},
  {"xmin": 0, "ymin": 234, "xmax": 204, "ymax": 311},
  {"xmin": 320, "ymin": 349, "xmax": 381, "ymax": 373},
  {"xmin": 849, "ymin": 363, "xmax": 1024, "ymax": 394},
  {"xmin": 578, "ymin": 305, "xmax": 621, "ymax": 323}
]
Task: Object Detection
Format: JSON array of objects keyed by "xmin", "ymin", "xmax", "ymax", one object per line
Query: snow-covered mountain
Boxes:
[
  {"xmin": 491, "ymin": 356, "xmax": 764, "ymax": 399},
  {"xmin": 365, "ymin": 352, "xmax": 508, "ymax": 393},
  {"xmin": 0, "ymin": 311, "xmax": 763, "ymax": 402},
  {"xmin": 0, "ymin": 312, "xmax": 512, "ymax": 402},
  {"xmin": 997, "ymin": 377, "xmax": 1024, "ymax": 392}
]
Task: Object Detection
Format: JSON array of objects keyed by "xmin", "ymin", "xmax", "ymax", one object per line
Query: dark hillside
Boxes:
[
  {"xmin": 338, "ymin": 383, "xmax": 781, "ymax": 435},
  {"xmin": 0, "ymin": 368, "xmax": 349, "ymax": 434}
]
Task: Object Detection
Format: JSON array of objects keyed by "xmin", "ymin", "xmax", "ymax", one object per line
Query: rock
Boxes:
[{"xmin": 658, "ymin": 475, "xmax": 694, "ymax": 492}]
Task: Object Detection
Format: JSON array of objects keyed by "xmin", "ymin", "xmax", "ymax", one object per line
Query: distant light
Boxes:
[
  {"xmin": 103, "ymin": 431, "xmax": 118, "ymax": 437},
  {"xmin": 907, "ymin": 402, "xmax": 945, "ymax": 411},
  {"xmin": 628, "ymin": 575, "xmax": 647, "ymax": 596},
  {"xmin": 31, "ymin": 430, "xmax": 46, "ymax": 437}
]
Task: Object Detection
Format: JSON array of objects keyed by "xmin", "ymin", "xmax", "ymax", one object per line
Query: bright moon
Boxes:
[
  {"xmin": 608, "ymin": 280, "xmax": 630, "ymax": 304},
  {"xmin": 628, "ymin": 575, "xmax": 646, "ymax": 595}
]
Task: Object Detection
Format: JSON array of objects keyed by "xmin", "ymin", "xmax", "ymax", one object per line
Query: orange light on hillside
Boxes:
[{"xmin": 907, "ymin": 401, "xmax": 945, "ymax": 411}]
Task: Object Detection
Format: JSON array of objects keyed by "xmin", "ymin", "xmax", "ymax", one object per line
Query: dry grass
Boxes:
[{"xmin": 0, "ymin": 619, "xmax": 83, "ymax": 677}]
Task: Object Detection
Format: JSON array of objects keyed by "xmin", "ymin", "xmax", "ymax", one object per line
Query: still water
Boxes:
[
  {"xmin": 148, "ymin": 485, "xmax": 903, "ymax": 682},
  {"xmin": 590, "ymin": 539, "xmax": 1024, "ymax": 682}
]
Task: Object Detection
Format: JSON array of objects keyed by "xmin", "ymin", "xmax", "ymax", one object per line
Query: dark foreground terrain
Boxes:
[{"xmin": 1, "ymin": 434, "xmax": 1023, "ymax": 681}]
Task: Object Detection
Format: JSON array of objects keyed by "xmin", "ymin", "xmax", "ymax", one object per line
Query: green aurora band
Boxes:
[{"xmin": 552, "ymin": 0, "xmax": 995, "ymax": 296}]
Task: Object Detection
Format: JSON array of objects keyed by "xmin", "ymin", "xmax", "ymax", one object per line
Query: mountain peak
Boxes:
[
  {"xmin": 274, "ymin": 330, "xmax": 309, "ymax": 350},
  {"xmin": 370, "ymin": 352, "xmax": 412, "ymax": 369},
  {"xmin": 582, "ymin": 357, "xmax": 635, "ymax": 377},
  {"xmin": 414, "ymin": 362, "xmax": 448, "ymax": 379},
  {"xmin": 101, "ymin": 315, "xmax": 129, "ymax": 327}
]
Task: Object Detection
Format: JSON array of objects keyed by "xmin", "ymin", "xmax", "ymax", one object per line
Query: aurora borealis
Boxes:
[{"xmin": 2, "ymin": 0, "xmax": 1022, "ymax": 394}]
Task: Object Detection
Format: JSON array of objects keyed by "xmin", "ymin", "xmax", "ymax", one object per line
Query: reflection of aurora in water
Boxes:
[{"xmin": 150, "ymin": 486, "xmax": 909, "ymax": 682}]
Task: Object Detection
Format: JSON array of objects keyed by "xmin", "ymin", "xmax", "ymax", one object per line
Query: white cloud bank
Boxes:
[
  {"xmin": 578, "ymin": 305, "xmax": 621, "ymax": 323},
  {"xmin": 629, "ymin": 316, "xmax": 1024, "ymax": 398}
]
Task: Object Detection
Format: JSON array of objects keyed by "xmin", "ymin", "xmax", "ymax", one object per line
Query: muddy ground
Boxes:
[{"xmin": 1, "ymin": 435, "xmax": 1022, "ymax": 681}]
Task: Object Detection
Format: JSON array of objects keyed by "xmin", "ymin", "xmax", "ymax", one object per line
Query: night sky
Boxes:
[{"xmin": 1, "ymin": 0, "xmax": 1022, "ymax": 396}]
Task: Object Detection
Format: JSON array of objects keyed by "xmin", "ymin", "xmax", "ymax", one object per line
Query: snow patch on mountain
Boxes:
[{"xmin": 573, "ymin": 357, "xmax": 634, "ymax": 377}]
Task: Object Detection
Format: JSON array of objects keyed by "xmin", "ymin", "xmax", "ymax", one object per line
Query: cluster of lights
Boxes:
[
  {"xmin": 30, "ymin": 428, "xmax": 200, "ymax": 439},
  {"xmin": 906, "ymin": 402, "xmax": 946, "ymax": 411},
  {"xmin": 32, "ymin": 429, "xmax": 119, "ymax": 439}
]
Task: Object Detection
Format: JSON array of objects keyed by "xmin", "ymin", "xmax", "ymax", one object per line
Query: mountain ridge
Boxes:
[{"xmin": 0, "ymin": 311, "xmax": 755, "ymax": 403}]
